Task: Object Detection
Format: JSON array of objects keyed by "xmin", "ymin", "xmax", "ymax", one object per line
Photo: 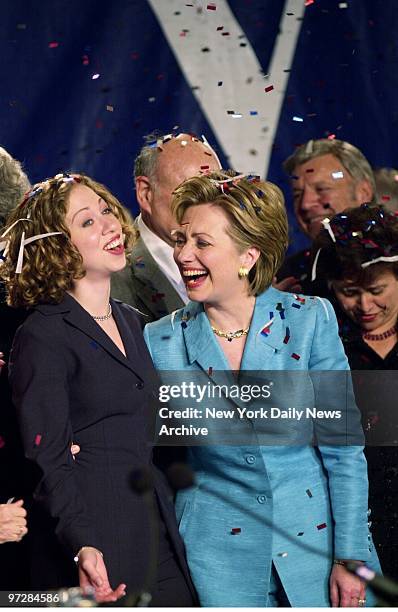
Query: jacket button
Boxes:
[
  {"xmin": 257, "ymin": 494, "xmax": 267, "ymax": 504},
  {"xmin": 136, "ymin": 381, "xmax": 144, "ymax": 390},
  {"xmin": 245, "ymin": 455, "xmax": 256, "ymax": 465}
]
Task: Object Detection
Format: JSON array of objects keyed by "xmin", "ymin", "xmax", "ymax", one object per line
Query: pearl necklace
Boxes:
[
  {"xmin": 362, "ymin": 325, "xmax": 397, "ymax": 341},
  {"xmin": 211, "ymin": 326, "xmax": 249, "ymax": 342},
  {"xmin": 92, "ymin": 303, "xmax": 112, "ymax": 321}
]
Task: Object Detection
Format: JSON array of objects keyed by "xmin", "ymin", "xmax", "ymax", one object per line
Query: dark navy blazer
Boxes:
[{"xmin": 9, "ymin": 293, "xmax": 195, "ymax": 596}]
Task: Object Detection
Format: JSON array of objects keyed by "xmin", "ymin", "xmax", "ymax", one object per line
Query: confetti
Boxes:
[
  {"xmin": 327, "ymin": 134, "xmax": 336, "ymax": 140},
  {"xmin": 264, "ymin": 85, "xmax": 274, "ymax": 93},
  {"xmin": 218, "ymin": 81, "xmax": 223, "ymax": 86},
  {"xmin": 148, "ymin": 97, "xmax": 156, "ymax": 103},
  {"xmin": 306, "ymin": 489, "xmax": 313, "ymax": 498},
  {"xmin": 293, "ymin": 116, "xmax": 304, "ymax": 122},
  {"xmin": 0, "ymin": 436, "xmax": 5, "ymax": 449},
  {"xmin": 92, "ymin": 73, "xmax": 100, "ymax": 80},
  {"xmin": 261, "ymin": 326, "xmax": 271, "ymax": 337},
  {"xmin": 291, "ymin": 353, "xmax": 301, "ymax": 360},
  {"xmin": 250, "ymin": 111, "xmax": 258, "ymax": 116},
  {"xmin": 34, "ymin": 434, "xmax": 42, "ymax": 446},
  {"xmin": 48, "ymin": 41, "xmax": 59, "ymax": 48},
  {"xmin": 106, "ymin": 105, "xmax": 114, "ymax": 112},
  {"xmin": 292, "ymin": 303, "xmax": 301, "ymax": 309},
  {"xmin": 332, "ymin": 171, "xmax": 344, "ymax": 179},
  {"xmin": 278, "ymin": 552, "xmax": 289, "ymax": 557},
  {"xmin": 297, "ymin": 532, "xmax": 304, "ymax": 536},
  {"xmin": 217, "ymin": 26, "xmax": 224, "ymax": 31},
  {"xmin": 161, "ymin": 336, "xmax": 171, "ymax": 340},
  {"xmin": 207, "ymin": 3, "xmax": 217, "ymax": 9},
  {"xmin": 283, "ymin": 328, "xmax": 290, "ymax": 344},
  {"xmin": 82, "ymin": 54, "xmax": 89, "ymax": 65},
  {"xmin": 231, "ymin": 528, "xmax": 241, "ymax": 534},
  {"xmin": 231, "ymin": 113, "xmax": 243, "ymax": 118},
  {"xmin": 208, "ymin": 367, "xmax": 213, "ymax": 376},
  {"xmin": 317, "ymin": 523, "xmax": 327, "ymax": 530},
  {"xmin": 200, "ymin": 165, "xmax": 210, "ymax": 170},
  {"xmin": 339, "ymin": 2, "xmax": 348, "ymax": 7},
  {"xmin": 305, "ymin": 0, "xmax": 314, "ymax": 5}
]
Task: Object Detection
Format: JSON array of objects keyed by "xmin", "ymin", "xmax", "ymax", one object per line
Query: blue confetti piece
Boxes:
[{"xmin": 292, "ymin": 303, "xmax": 301, "ymax": 309}]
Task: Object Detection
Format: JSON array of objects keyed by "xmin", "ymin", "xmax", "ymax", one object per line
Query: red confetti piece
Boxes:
[
  {"xmin": 327, "ymin": 134, "xmax": 336, "ymax": 140},
  {"xmin": 34, "ymin": 434, "xmax": 42, "ymax": 446},
  {"xmin": 0, "ymin": 436, "xmax": 5, "ymax": 449},
  {"xmin": 305, "ymin": 168, "xmax": 314, "ymax": 173},
  {"xmin": 82, "ymin": 54, "xmax": 89, "ymax": 65},
  {"xmin": 48, "ymin": 41, "xmax": 59, "ymax": 48},
  {"xmin": 381, "ymin": 195, "xmax": 391, "ymax": 201},
  {"xmin": 208, "ymin": 367, "xmax": 213, "ymax": 376},
  {"xmin": 207, "ymin": 3, "xmax": 217, "ymax": 9},
  {"xmin": 231, "ymin": 528, "xmax": 241, "ymax": 534},
  {"xmin": 305, "ymin": 0, "xmax": 314, "ymax": 5},
  {"xmin": 291, "ymin": 353, "xmax": 300, "ymax": 361},
  {"xmin": 200, "ymin": 165, "xmax": 210, "ymax": 170},
  {"xmin": 264, "ymin": 85, "xmax": 274, "ymax": 93},
  {"xmin": 317, "ymin": 523, "xmax": 327, "ymax": 530}
]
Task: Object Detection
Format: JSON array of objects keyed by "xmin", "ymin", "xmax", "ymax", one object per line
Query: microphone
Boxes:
[
  {"xmin": 123, "ymin": 467, "xmax": 159, "ymax": 607},
  {"xmin": 166, "ymin": 462, "xmax": 398, "ymax": 606}
]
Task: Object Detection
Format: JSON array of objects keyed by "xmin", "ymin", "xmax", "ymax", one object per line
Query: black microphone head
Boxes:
[
  {"xmin": 166, "ymin": 462, "xmax": 195, "ymax": 491},
  {"xmin": 130, "ymin": 467, "xmax": 154, "ymax": 493}
]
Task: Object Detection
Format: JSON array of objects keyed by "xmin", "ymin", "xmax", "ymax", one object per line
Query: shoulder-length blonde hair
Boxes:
[
  {"xmin": 0, "ymin": 174, "xmax": 136, "ymax": 307},
  {"xmin": 172, "ymin": 171, "xmax": 288, "ymax": 295}
]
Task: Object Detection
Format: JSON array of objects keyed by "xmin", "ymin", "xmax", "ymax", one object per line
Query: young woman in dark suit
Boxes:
[{"xmin": 0, "ymin": 173, "xmax": 195, "ymax": 605}]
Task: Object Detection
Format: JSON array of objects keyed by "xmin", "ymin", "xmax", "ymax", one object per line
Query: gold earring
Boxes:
[{"xmin": 238, "ymin": 266, "xmax": 249, "ymax": 279}]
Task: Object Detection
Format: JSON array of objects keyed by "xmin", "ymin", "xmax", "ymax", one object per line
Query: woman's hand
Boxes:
[
  {"xmin": 0, "ymin": 499, "xmax": 28, "ymax": 544},
  {"xmin": 330, "ymin": 562, "xmax": 366, "ymax": 607},
  {"xmin": 77, "ymin": 546, "xmax": 126, "ymax": 603},
  {"xmin": 0, "ymin": 352, "xmax": 5, "ymax": 375}
]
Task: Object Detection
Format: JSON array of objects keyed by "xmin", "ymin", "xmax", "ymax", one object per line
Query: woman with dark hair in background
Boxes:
[{"xmin": 313, "ymin": 203, "xmax": 398, "ymax": 580}]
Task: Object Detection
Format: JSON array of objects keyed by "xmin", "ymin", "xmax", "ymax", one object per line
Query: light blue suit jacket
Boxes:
[{"xmin": 144, "ymin": 287, "xmax": 380, "ymax": 607}]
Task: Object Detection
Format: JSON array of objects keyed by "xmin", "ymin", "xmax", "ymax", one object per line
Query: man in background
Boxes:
[
  {"xmin": 278, "ymin": 138, "xmax": 375, "ymax": 295},
  {"xmin": 111, "ymin": 132, "xmax": 221, "ymax": 321},
  {"xmin": 0, "ymin": 146, "xmax": 30, "ymax": 587}
]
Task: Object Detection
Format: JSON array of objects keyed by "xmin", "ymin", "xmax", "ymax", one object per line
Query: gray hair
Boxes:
[
  {"xmin": 0, "ymin": 147, "xmax": 31, "ymax": 227},
  {"xmin": 373, "ymin": 167, "xmax": 398, "ymax": 212},
  {"xmin": 283, "ymin": 138, "xmax": 376, "ymax": 197},
  {"xmin": 133, "ymin": 132, "xmax": 220, "ymax": 185}
]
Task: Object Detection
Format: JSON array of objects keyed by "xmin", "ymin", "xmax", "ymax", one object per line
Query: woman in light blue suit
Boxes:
[{"xmin": 143, "ymin": 171, "xmax": 380, "ymax": 607}]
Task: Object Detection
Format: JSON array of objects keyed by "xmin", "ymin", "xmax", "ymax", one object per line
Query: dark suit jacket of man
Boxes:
[
  {"xmin": 111, "ymin": 234, "xmax": 184, "ymax": 323},
  {"xmin": 8, "ymin": 293, "xmax": 195, "ymax": 597}
]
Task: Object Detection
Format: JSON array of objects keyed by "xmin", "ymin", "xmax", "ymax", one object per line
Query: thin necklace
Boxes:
[
  {"xmin": 92, "ymin": 303, "xmax": 112, "ymax": 321},
  {"xmin": 362, "ymin": 325, "xmax": 397, "ymax": 341},
  {"xmin": 211, "ymin": 325, "xmax": 249, "ymax": 342}
]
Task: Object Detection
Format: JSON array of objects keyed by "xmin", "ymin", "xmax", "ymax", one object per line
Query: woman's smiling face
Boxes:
[
  {"xmin": 332, "ymin": 269, "xmax": 398, "ymax": 333},
  {"xmin": 173, "ymin": 203, "xmax": 258, "ymax": 306}
]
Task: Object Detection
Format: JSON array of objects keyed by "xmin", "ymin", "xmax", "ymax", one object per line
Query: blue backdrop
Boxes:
[{"xmin": 1, "ymin": 0, "xmax": 397, "ymax": 253}]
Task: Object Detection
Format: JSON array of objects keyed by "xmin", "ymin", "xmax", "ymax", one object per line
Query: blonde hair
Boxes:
[
  {"xmin": 1, "ymin": 174, "xmax": 136, "ymax": 307},
  {"xmin": 171, "ymin": 171, "xmax": 288, "ymax": 295}
]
